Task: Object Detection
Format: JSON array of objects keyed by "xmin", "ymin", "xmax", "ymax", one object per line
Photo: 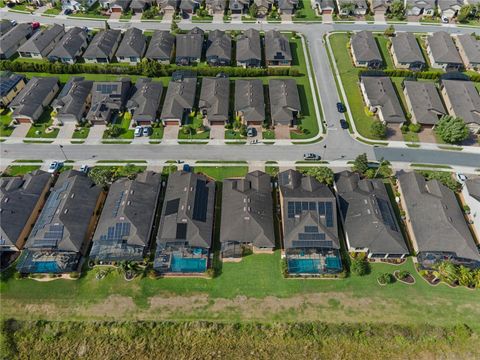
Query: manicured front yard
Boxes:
[
  {"xmin": 225, "ymin": 129, "xmax": 245, "ymax": 140},
  {"xmin": 2, "ymin": 165, "xmax": 41, "ymax": 176},
  {"xmin": 193, "ymin": 166, "xmax": 248, "ymax": 180},
  {"xmin": 102, "ymin": 113, "xmax": 134, "ymax": 139},
  {"xmin": 72, "ymin": 126, "xmax": 90, "ymax": 139},
  {"xmin": 293, "ymin": 0, "xmax": 321, "ymax": 21},
  {"xmin": 43, "ymin": 7, "xmax": 61, "ymax": 15},
  {"xmin": 0, "ymin": 110, "xmax": 14, "ymax": 137},
  {"xmin": 25, "ymin": 110, "xmax": 58, "ymax": 139}
]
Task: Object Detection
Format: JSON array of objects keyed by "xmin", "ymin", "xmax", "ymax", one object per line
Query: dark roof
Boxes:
[
  {"xmin": 111, "ymin": 0, "xmax": 132, "ymax": 10},
  {"xmin": 230, "ymin": 0, "xmax": 249, "ymax": 10},
  {"xmin": 236, "ymin": 29, "xmax": 261, "ymax": 63},
  {"xmin": 391, "ymin": 32, "xmax": 425, "ymax": 64},
  {"xmin": 465, "ymin": 178, "xmax": 480, "ymax": 202},
  {"xmin": 116, "ymin": 27, "xmax": 147, "ymax": 59},
  {"xmin": 0, "ymin": 20, "xmax": 13, "ymax": 36},
  {"xmin": 264, "ymin": 30, "xmax": 292, "ymax": 62},
  {"xmin": 17, "ymin": 24, "xmax": 65, "ymax": 57},
  {"xmin": 220, "ymin": 171, "xmax": 275, "ymax": 248},
  {"xmin": 10, "ymin": 77, "xmax": 59, "ymax": 121},
  {"xmin": 127, "ymin": 78, "xmax": 163, "ymax": 123},
  {"xmin": 398, "ymin": 171, "xmax": 480, "ymax": 261},
  {"xmin": 179, "ymin": 0, "xmax": 198, "ymax": 10},
  {"xmin": 427, "ymin": 31, "xmax": 462, "ymax": 64},
  {"xmin": 157, "ymin": 171, "xmax": 215, "ymax": 249},
  {"xmin": 0, "ymin": 71, "xmax": 25, "ymax": 97},
  {"xmin": 0, "ymin": 170, "xmax": 51, "ymax": 248},
  {"xmin": 83, "ymin": 29, "xmax": 122, "ymax": 59},
  {"xmin": 456, "ymin": 34, "xmax": 480, "ymax": 65},
  {"xmin": 206, "ymin": 0, "xmax": 226, "ymax": 11},
  {"xmin": 335, "ymin": 171, "xmax": 408, "ymax": 255},
  {"xmin": 278, "ymin": 170, "xmax": 340, "ymax": 250},
  {"xmin": 268, "ymin": 79, "xmax": 301, "ymax": 124},
  {"xmin": 441, "ymin": 80, "xmax": 480, "ymax": 126},
  {"xmin": 0, "ymin": 23, "xmax": 33, "ymax": 56},
  {"xmin": 403, "ymin": 81, "xmax": 446, "ymax": 125},
  {"xmin": 131, "ymin": 0, "xmax": 153, "ymax": 10},
  {"xmin": 86, "ymin": 79, "xmax": 132, "ymax": 122},
  {"xmin": 176, "ymin": 28, "xmax": 204, "ymax": 60},
  {"xmin": 25, "ymin": 170, "xmax": 102, "ymax": 254},
  {"xmin": 157, "ymin": 0, "xmax": 178, "ymax": 8},
  {"xmin": 351, "ymin": 31, "xmax": 382, "ymax": 63},
  {"xmin": 199, "ymin": 77, "xmax": 229, "ymax": 122},
  {"xmin": 145, "ymin": 30, "xmax": 175, "ymax": 60},
  {"xmin": 234, "ymin": 79, "xmax": 265, "ymax": 122},
  {"xmin": 52, "ymin": 77, "xmax": 93, "ymax": 123},
  {"xmin": 48, "ymin": 27, "xmax": 88, "ymax": 60},
  {"xmin": 278, "ymin": 0, "xmax": 298, "ymax": 10},
  {"xmin": 160, "ymin": 77, "xmax": 196, "ymax": 120},
  {"xmin": 90, "ymin": 171, "xmax": 161, "ymax": 261},
  {"xmin": 206, "ymin": 30, "xmax": 231, "ymax": 62}
]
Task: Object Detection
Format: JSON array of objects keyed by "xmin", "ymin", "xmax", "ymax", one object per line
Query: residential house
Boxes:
[
  {"xmin": 360, "ymin": 76, "xmax": 406, "ymax": 125},
  {"xmin": 110, "ymin": 0, "xmax": 132, "ymax": 12},
  {"xmin": 455, "ymin": 34, "xmax": 480, "ymax": 71},
  {"xmin": 130, "ymin": 0, "xmax": 154, "ymax": 13},
  {"xmin": 350, "ymin": 31, "xmax": 383, "ymax": 68},
  {"xmin": 16, "ymin": 170, "xmax": 103, "ymax": 274},
  {"xmin": 89, "ymin": 172, "xmax": 162, "ymax": 263},
  {"xmin": 397, "ymin": 171, "xmax": 480, "ymax": 269},
  {"xmin": 157, "ymin": 0, "xmax": 178, "ymax": 15},
  {"xmin": 175, "ymin": 28, "xmax": 204, "ymax": 65},
  {"xmin": 390, "ymin": 32, "xmax": 426, "ymax": 70},
  {"xmin": 116, "ymin": 28, "xmax": 147, "ymax": 64},
  {"xmin": 229, "ymin": 0, "xmax": 250, "ymax": 13},
  {"xmin": 160, "ymin": 76, "xmax": 197, "ymax": 125},
  {"xmin": 127, "ymin": 78, "xmax": 163, "ymax": 125},
  {"xmin": 179, "ymin": 0, "xmax": 198, "ymax": 13},
  {"xmin": 0, "ymin": 20, "xmax": 13, "ymax": 36},
  {"xmin": 426, "ymin": 32, "xmax": 463, "ymax": 71},
  {"xmin": 438, "ymin": 0, "xmax": 464, "ymax": 20},
  {"xmin": 0, "ymin": 72, "xmax": 26, "ymax": 108},
  {"xmin": 9, "ymin": 77, "xmax": 59, "ymax": 124},
  {"xmin": 206, "ymin": 30, "xmax": 231, "ymax": 66},
  {"xmin": 236, "ymin": 29, "xmax": 262, "ymax": 68},
  {"xmin": 440, "ymin": 80, "xmax": 480, "ymax": 133},
  {"xmin": 335, "ymin": 171, "xmax": 409, "ymax": 259},
  {"xmin": 0, "ymin": 23, "xmax": 34, "ymax": 60},
  {"xmin": 264, "ymin": 30, "xmax": 292, "ymax": 66},
  {"xmin": 61, "ymin": 0, "xmax": 91, "ymax": 12},
  {"xmin": 405, "ymin": 0, "xmax": 436, "ymax": 17},
  {"xmin": 369, "ymin": 0, "xmax": 392, "ymax": 15},
  {"xmin": 234, "ymin": 79, "xmax": 265, "ymax": 125},
  {"xmin": 462, "ymin": 178, "xmax": 480, "ymax": 239},
  {"xmin": 52, "ymin": 77, "xmax": 93, "ymax": 125},
  {"xmin": 17, "ymin": 24, "xmax": 65, "ymax": 59},
  {"xmin": 0, "ymin": 170, "xmax": 52, "ymax": 253},
  {"xmin": 315, "ymin": 0, "xmax": 335, "ymax": 14},
  {"xmin": 153, "ymin": 171, "xmax": 215, "ymax": 274},
  {"xmin": 86, "ymin": 79, "xmax": 132, "ymax": 124},
  {"xmin": 220, "ymin": 171, "xmax": 275, "ymax": 259},
  {"xmin": 278, "ymin": 0, "xmax": 299, "ymax": 15},
  {"xmin": 145, "ymin": 30, "xmax": 175, "ymax": 64},
  {"xmin": 268, "ymin": 79, "xmax": 301, "ymax": 127},
  {"xmin": 198, "ymin": 76, "xmax": 230, "ymax": 125},
  {"xmin": 254, "ymin": 0, "xmax": 273, "ymax": 17},
  {"xmin": 278, "ymin": 170, "xmax": 343, "ymax": 275},
  {"xmin": 337, "ymin": 0, "xmax": 368, "ymax": 15},
  {"xmin": 403, "ymin": 80, "xmax": 446, "ymax": 126},
  {"xmin": 83, "ymin": 29, "xmax": 122, "ymax": 64},
  {"xmin": 205, "ymin": 0, "xmax": 226, "ymax": 15},
  {"xmin": 47, "ymin": 27, "xmax": 89, "ymax": 64}
]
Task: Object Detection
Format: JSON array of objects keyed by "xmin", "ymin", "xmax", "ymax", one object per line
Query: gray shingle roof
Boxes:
[
  {"xmin": 111, "ymin": 0, "xmax": 132, "ymax": 10},
  {"xmin": 229, "ymin": 0, "xmax": 249, "ymax": 10},
  {"xmin": 465, "ymin": 178, "xmax": 480, "ymax": 202},
  {"xmin": 90, "ymin": 171, "xmax": 161, "ymax": 262},
  {"xmin": 116, "ymin": 27, "xmax": 147, "ymax": 59},
  {"xmin": 25, "ymin": 170, "xmax": 102, "ymax": 254},
  {"xmin": 0, "ymin": 170, "xmax": 51, "ymax": 249},
  {"xmin": 278, "ymin": 169, "xmax": 340, "ymax": 250},
  {"xmin": 456, "ymin": 34, "xmax": 480, "ymax": 66},
  {"xmin": 268, "ymin": 79, "xmax": 301, "ymax": 125},
  {"xmin": 130, "ymin": 0, "xmax": 153, "ymax": 10},
  {"xmin": 398, "ymin": 171, "xmax": 480, "ymax": 261},
  {"xmin": 157, "ymin": 0, "xmax": 178, "ymax": 9},
  {"xmin": 179, "ymin": 0, "xmax": 198, "ymax": 10},
  {"xmin": 403, "ymin": 80, "xmax": 446, "ymax": 125},
  {"xmin": 0, "ymin": 23, "xmax": 33, "ymax": 58},
  {"xmin": 427, "ymin": 31, "xmax": 463, "ymax": 65},
  {"xmin": 17, "ymin": 24, "xmax": 65, "ymax": 57},
  {"xmin": 83, "ymin": 29, "xmax": 122, "ymax": 60},
  {"xmin": 206, "ymin": 0, "xmax": 226, "ymax": 11},
  {"xmin": 264, "ymin": 30, "xmax": 292, "ymax": 63},
  {"xmin": 206, "ymin": 30, "xmax": 231, "ymax": 63},
  {"xmin": 160, "ymin": 77, "xmax": 197, "ymax": 120},
  {"xmin": 234, "ymin": 79, "xmax": 265, "ymax": 123},
  {"xmin": 236, "ymin": 29, "xmax": 261, "ymax": 63},
  {"xmin": 351, "ymin": 30, "xmax": 382, "ymax": 64},
  {"xmin": 335, "ymin": 171, "xmax": 408, "ymax": 255},
  {"xmin": 48, "ymin": 27, "xmax": 88, "ymax": 60},
  {"xmin": 86, "ymin": 79, "xmax": 132, "ymax": 123},
  {"xmin": 176, "ymin": 28, "xmax": 204, "ymax": 60},
  {"xmin": 0, "ymin": 20, "xmax": 13, "ymax": 36},
  {"xmin": 278, "ymin": 0, "xmax": 298, "ymax": 10},
  {"xmin": 127, "ymin": 78, "xmax": 163, "ymax": 123},
  {"xmin": 52, "ymin": 77, "xmax": 93, "ymax": 123},
  {"xmin": 441, "ymin": 80, "xmax": 480, "ymax": 126},
  {"xmin": 157, "ymin": 171, "xmax": 215, "ymax": 249},
  {"xmin": 145, "ymin": 30, "xmax": 175, "ymax": 61},
  {"xmin": 220, "ymin": 171, "xmax": 275, "ymax": 249},
  {"xmin": 391, "ymin": 32, "xmax": 425, "ymax": 65},
  {"xmin": 199, "ymin": 77, "xmax": 229, "ymax": 122},
  {"xmin": 361, "ymin": 76, "xmax": 406, "ymax": 124}
]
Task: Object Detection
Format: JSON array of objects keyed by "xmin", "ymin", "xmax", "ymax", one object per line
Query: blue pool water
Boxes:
[
  {"xmin": 171, "ymin": 255, "xmax": 207, "ymax": 273},
  {"xmin": 32, "ymin": 261, "xmax": 61, "ymax": 273},
  {"xmin": 326, "ymin": 257, "xmax": 342, "ymax": 270},
  {"xmin": 288, "ymin": 259, "xmax": 320, "ymax": 274}
]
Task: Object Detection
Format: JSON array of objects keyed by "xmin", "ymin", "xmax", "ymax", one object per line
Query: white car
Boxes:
[
  {"xmin": 456, "ymin": 173, "xmax": 467, "ymax": 183},
  {"xmin": 47, "ymin": 161, "xmax": 63, "ymax": 174},
  {"xmin": 80, "ymin": 164, "xmax": 90, "ymax": 174}
]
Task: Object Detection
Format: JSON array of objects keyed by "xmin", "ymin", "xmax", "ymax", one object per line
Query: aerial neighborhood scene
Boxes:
[{"xmin": 0, "ymin": 0, "xmax": 479, "ymax": 357}]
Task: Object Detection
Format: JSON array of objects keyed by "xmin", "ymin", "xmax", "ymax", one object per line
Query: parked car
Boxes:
[
  {"xmin": 63, "ymin": 9, "xmax": 72, "ymax": 15},
  {"xmin": 47, "ymin": 161, "xmax": 63, "ymax": 174},
  {"xmin": 80, "ymin": 164, "xmax": 90, "ymax": 174},
  {"xmin": 142, "ymin": 126, "xmax": 152, "ymax": 136},
  {"xmin": 31, "ymin": 22, "xmax": 40, "ymax": 30},
  {"xmin": 10, "ymin": 20, "xmax": 17, "ymax": 26},
  {"xmin": 336, "ymin": 102, "xmax": 346, "ymax": 113},
  {"xmin": 183, "ymin": 164, "xmax": 191, "ymax": 172},
  {"xmin": 303, "ymin": 153, "xmax": 320, "ymax": 161},
  {"xmin": 340, "ymin": 119, "xmax": 348, "ymax": 129},
  {"xmin": 247, "ymin": 127, "xmax": 256, "ymax": 137},
  {"xmin": 134, "ymin": 126, "xmax": 143, "ymax": 137},
  {"xmin": 456, "ymin": 173, "xmax": 467, "ymax": 183}
]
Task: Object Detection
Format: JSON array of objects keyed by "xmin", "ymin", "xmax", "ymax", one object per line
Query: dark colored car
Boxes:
[
  {"xmin": 340, "ymin": 119, "xmax": 348, "ymax": 129},
  {"xmin": 336, "ymin": 102, "xmax": 346, "ymax": 113}
]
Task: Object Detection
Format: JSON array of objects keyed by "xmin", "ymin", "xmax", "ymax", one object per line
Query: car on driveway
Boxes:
[
  {"xmin": 80, "ymin": 164, "xmax": 90, "ymax": 174},
  {"xmin": 336, "ymin": 102, "xmax": 346, "ymax": 113},
  {"xmin": 456, "ymin": 173, "xmax": 467, "ymax": 183},
  {"xmin": 142, "ymin": 126, "xmax": 152, "ymax": 136},
  {"xmin": 340, "ymin": 119, "xmax": 348, "ymax": 129},
  {"xmin": 134, "ymin": 126, "xmax": 143, "ymax": 137},
  {"xmin": 47, "ymin": 161, "xmax": 63, "ymax": 174},
  {"xmin": 247, "ymin": 127, "xmax": 256, "ymax": 137},
  {"xmin": 303, "ymin": 153, "xmax": 320, "ymax": 161}
]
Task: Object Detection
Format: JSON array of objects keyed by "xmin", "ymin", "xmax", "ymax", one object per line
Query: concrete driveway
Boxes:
[
  {"xmin": 213, "ymin": 13, "xmax": 223, "ymax": 23},
  {"xmin": 85, "ymin": 124, "xmax": 106, "ymax": 144},
  {"xmin": 9, "ymin": 123, "xmax": 30, "ymax": 139},
  {"xmin": 274, "ymin": 125, "xmax": 291, "ymax": 140},
  {"xmin": 55, "ymin": 123, "xmax": 76, "ymax": 141},
  {"xmin": 387, "ymin": 124, "xmax": 403, "ymax": 141},
  {"xmin": 210, "ymin": 125, "xmax": 225, "ymax": 140},
  {"xmin": 374, "ymin": 13, "xmax": 386, "ymax": 23},
  {"xmin": 163, "ymin": 125, "xmax": 179, "ymax": 141},
  {"xmin": 417, "ymin": 128, "xmax": 436, "ymax": 143}
]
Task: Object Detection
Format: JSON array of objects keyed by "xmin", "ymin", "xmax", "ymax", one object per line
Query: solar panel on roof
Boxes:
[
  {"xmin": 304, "ymin": 226, "xmax": 318, "ymax": 233},
  {"xmin": 165, "ymin": 198, "xmax": 180, "ymax": 216},
  {"xmin": 318, "ymin": 202, "xmax": 325, "ymax": 215},
  {"xmin": 176, "ymin": 223, "xmax": 187, "ymax": 240},
  {"xmin": 298, "ymin": 233, "xmax": 325, "ymax": 241},
  {"xmin": 192, "ymin": 179, "xmax": 209, "ymax": 222},
  {"xmin": 325, "ymin": 202, "xmax": 333, "ymax": 227}
]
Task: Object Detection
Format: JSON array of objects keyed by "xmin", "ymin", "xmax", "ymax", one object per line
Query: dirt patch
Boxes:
[{"xmin": 85, "ymin": 295, "xmax": 137, "ymax": 317}]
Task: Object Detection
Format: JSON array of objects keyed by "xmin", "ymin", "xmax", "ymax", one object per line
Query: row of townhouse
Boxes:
[
  {"xmin": 350, "ymin": 30, "xmax": 480, "ymax": 71},
  {"xmin": 0, "ymin": 23, "xmax": 292, "ymax": 67},
  {"xmin": 2, "ymin": 72, "xmax": 302, "ymax": 128},
  {"xmin": 2, "ymin": 168, "xmax": 479, "ymax": 276}
]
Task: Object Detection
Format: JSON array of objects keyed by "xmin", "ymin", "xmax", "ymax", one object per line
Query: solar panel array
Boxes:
[
  {"xmin": 165, "ymin": 198, "xmax": 180, "ymax": 216},
  {"xmin": 287, "ymin": 201, "xmax": 334, "ymax": 227},
  {"xmin": 30, "ymin": 224, "xmax": 64, "ymax": 249},
  {"xmin": 377, "ymin": 198, "xmax": 398, "ymax": 232},
  {"xmin": 176, "ymin": 223, "xmax": 187, "ymax": 240},
  {"xmin": 192, "ymin": 179, "xmax": 209, "ymax": 222},
  {"xmin": 0, "ymin": 74, "xmax": 23, "ymax": 97},
  {"xmin": 98, "ymin": 222, "xmax": 131, "ymax": 244},
  {"xmin": 112, "ymin": 191, "xmax": 125, "ymax": 218},
  {"xmin": 96, "ymin": 83, "xmax": 118, "ymax": 94},
  {"xmin": 325, "ymin": 202, "xmax": 334, "ymax": 227}
]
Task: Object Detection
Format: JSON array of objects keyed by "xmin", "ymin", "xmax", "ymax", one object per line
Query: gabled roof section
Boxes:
[
  {"xmin": 52, "ymin": 77, "xmax": 93, "ymax": 121},
  {"xmin": 83, "ymin": 29, "xmax": 122, "ymax": 59},
  {"xmin": 199, "ymin": 77, "xmax": 229, "ymax": 122},
  {"xmin": 361, "ymin": 76, "xmax": 406, "ymax": 123},
  {"xmin": 403, "ymin": 80, "xmax": 446, "ymax": 125},
  {"xmin": 391, "ymin": 32, "xmax": 425, "ymax": 64},
  {"xmin": 441, "ymin": 80, "xmax": 480, "ymax": 126},
  {"xmin": 127, "ymin": 78, "xmax": 163, "ymax": 122},
  {"xmin": 145, "ymin": 30, "xmax": 175, "ymax": 60},
  {"xmin": 206, "ymin": 30, "xmax": 231, "ymax": 61},
  {"xmin": 17, "ymin": 24, "xmax": 65, "ymax": 57},
  {"xmin": 236, "ymin": 29, "xmax": 261, "ymax": 63},
  {"xmin": 176, "ymin": 28, "xmax": 204, "ymax": 59},
  {"xmin": 264, "ymin": 30, "xmax": 292, "ymax": 62},
  {"xmin": 427, "ymin": 31, "xmax": 462, "ymax": 64},
  {"xmin": 456, "ymin": 34, "xmax": 480, "ymax": 65},
  {"xmin": 234, "ymin": 79, "xmax": 265, "ymax": 122},
  {"xmin": 351, "ymin": 30, "xmax": 382, "ymax": 63},
  {"xmin": 10, "ymin": 77, "xmax": 59, "ymax": 120},
  {"xmin": 0, "ymin": 19, "xmax": 13, "ymax": 36},
  {"xmin": 160, "ymin": 77, "xmax": 196, "ymax": 120},
  {"xmin": 116, "ymin": 27, "xmax": 147, "ymax": 58},
  {"xmin": 268, "ymin": 79, "xmax": 301, "ymax": 123},
  {"xmin": 48, "ymin": 27, "xmax": 88, "ymax": 59},
  {"xmin": 0, "ymin": 71, "xmax": 25, "ymax": 97}
]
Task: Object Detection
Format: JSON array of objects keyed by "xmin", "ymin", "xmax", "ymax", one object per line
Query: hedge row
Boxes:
[
  {"xmin": 0, "ymin": 60, "xmax": 301, "ymax": 78},
  {"xmin": 359, "ymin": 68, "xmax": 480, "ymax": 82}
]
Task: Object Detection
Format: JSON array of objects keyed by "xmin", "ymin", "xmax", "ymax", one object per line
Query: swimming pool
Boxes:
[
  {"xmin": 326, "ymin": 256, "xmax": 342, "ymax": 270},
  {"xmin": 170, "ymin": 255, "xmax": 207, "ymax": 273},
  {"xmin": 288, "ymin": 259, "xmax": 321, "ymax": 274},
  {"xmin": 31, "ymin": 261, "xmax": 61, "ymax": 273}
]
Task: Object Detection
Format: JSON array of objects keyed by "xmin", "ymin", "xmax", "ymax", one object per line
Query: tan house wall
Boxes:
[
  {"xmin": 397, "ymin": 180, "xmax": 420, "ymax": 254},
  {"xmin": 1, "ymin": 79, "xmax": 26, "ymax": 108}
]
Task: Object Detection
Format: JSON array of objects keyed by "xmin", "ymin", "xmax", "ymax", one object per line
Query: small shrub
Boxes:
[
  {"xmin": 378, "ymin": 273, "xmax": 394, "ymax": 285},
  {"xmin": 350, "ymin": 255, "xmax": 370, "ymax": 276}
]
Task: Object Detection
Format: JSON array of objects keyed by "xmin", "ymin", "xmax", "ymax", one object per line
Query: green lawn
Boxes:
[
  {"xmin": 25, "ymin": 110, "xmax": 58, "ymax": 139},
  {"xmin": 2, "ymin": 165, "xmax": 41, "ymax": 176},
  {"xmin": 262, "ymin": 130, "xmax": 275, "ymax": 139},
  {"xmin": 68, "ymin": 3, "xmax": 108, "ymax": 18},
  {"xmin": 0, "ymin": 110, "xmax": 14, "ymax": 137},
  {"xmin": 43, "ymin": 7, "xmax": 61, "ymax": 15},
  {"xmin": 150, "ymin": 125, "xmax": 164, "ymax": 140},
  {"xmin": 293, "ymin": 0, "xmax": 321, "ymax": 21},
  {"xmin": 193, "ymin": 166, "xmax": 248, "ymax": 180},
  {"xmin": 103, "ymin": 113, "xmax": 134, "ymax": 139},
  {"xmin": 225, "ymin": 129, "xmax": 245, "ymax": 140},
  {"xmin": 375, "ymin": 35, "xmax": 394, "ymax": 69},
  {"xmin": 71, "ymin": 126, "xmax": 90, "ymax": 139}
]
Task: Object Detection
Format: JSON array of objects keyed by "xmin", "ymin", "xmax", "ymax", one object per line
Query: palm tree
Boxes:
[
  {"xmin": 458, "ymin": 266, "xmax": 474, "ymax": 287},
  {"xmin": 473, "ymin": 269, "xmax": 480, "ymax": 289},
  {"xmin": 433, "ymin": 261, "xmax": 459, "ymax": 284}
]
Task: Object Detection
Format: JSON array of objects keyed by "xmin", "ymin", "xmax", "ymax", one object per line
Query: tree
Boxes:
[
  {"xmin": 301, "ymin": 167, "xmax": 334, "ymax": 185},
  {"xmin": 433, "ymin": 261, "xmax": 459, "ymax": 284},
  {"xmin": 375, "ymin": 159, "xmax": 392, "ymax": 178},
  {"xmin": 88, "ymin": 167, "xmax": 114, "ymax": 187},
  {"xmin": 371, "ymin": 121, "xmax": 387, "ymax": 139},
  {"xmin": 387, "ymin": 0, "xmax": 405, "ymax": 20},
  {"xmin": 435, "ymin": 115, "xmax": 469, "ymax": 144},
  {"xmin": 353, "ymin": 153, "xmax": 369, "ymax": 174},
  {"xmin": 419, "ymin": 171, "xmax": 461, "ymax": 192},
  {"xmin": 458, "ymin": 266, "xmax": 474, "ymax": 287},
  {"xmin": 384, "ymin": 25, "xmax": 395, "ymax": 37},
  {"xmin": 457, "ymin": 4, "xmax": 473, "ymax": 23},
  {"xmin": 170, "ymin": 21, "xmax": 179, "ymax": 34},
  {"xmin": 378, "ymin": 272, "xmax": 395, "ymax": 284},
  {"xmin": 249, "ymin": 3, "xmax": 258, "ymax": 18},
  {"xmin": 351, "ymin": 255, "xmax": 370, "ymax": 276}
]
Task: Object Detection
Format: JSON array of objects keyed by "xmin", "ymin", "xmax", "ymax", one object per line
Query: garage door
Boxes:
[
  {"xmin": 164, "ymin": 121, "xmax": 179, "ymax": 126},
  {"xmin": 209, "ymin": 121, "xmax": 225, "ymax": 126},
  {"xmin": 15, "ymin": 117, "xmax": 30, "ymax": 124},
  {"xmin": 112, "ymin": 7, "xmax": 121, "ymax": 12}
]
